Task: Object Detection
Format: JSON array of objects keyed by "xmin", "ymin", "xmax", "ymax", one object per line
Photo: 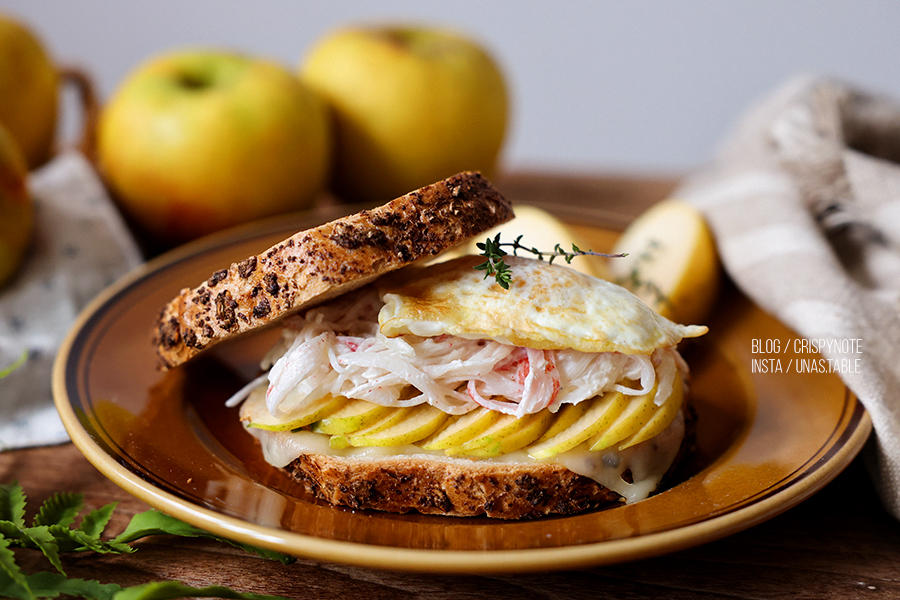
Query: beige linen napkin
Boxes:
[
  {"xmin": 0, "ymin": 152, "xmax": 142, "ymax": 449},
  {"xmin": 677, "ymin": 76, "xmax": 900, "ymax": 519}
]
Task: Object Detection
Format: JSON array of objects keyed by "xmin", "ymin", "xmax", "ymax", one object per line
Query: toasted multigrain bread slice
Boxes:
[
  {"xmin": 154, "ymin": 172, "xmax": 514, "ymax": 369},
  {"xmin": 283, "ymin": 404, "xmax": 695, "ymax": 520},
  {"xmin": 287, "ymin": 454, "xmax": 621, "ymax": 519}
]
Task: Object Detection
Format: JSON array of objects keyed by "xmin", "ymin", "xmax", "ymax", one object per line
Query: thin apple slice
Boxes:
[
  {"xmin": 454, "ymin": 410, "xmax": 555, "ymax": 458},
  {"xmin": 346, "ymin": 404, "xmax": 450, "ymax": 447},
  {"xmin": 419, "ymin": 407, "xmax": 501, "ymax": 450},
  {"xmin": 525, "ymin": 391, "xmax": 629, "ymax": 460},
  {"xmin": 241, "ymin": 387, "xmax": 347, "ymax": 432},
  {"xmin": 443, "ymin": 413, "xmax": 517, "ymax": 456},
  {"xmin": 534, "ymin": 402, "xmax": 591, "ymax": 444},
  {"xmin": 617, "ymin": 373, "xmax": 684, "ymax": 450},
  {"xmin": 310, "ymin": 399, "xmax": 395, "ymax": 435},
  {"xmin": 588, "ymin": 387, "xmax": 658, "ymax": 451},
  {"xmin": 327, "ymin": 406, "xmax": 409, "ymax": 448}
]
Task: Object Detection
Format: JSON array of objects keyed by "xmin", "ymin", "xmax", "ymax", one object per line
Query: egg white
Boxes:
[{"xmin": 378, "ymin": 255, "xmax": 707, "ymax": 354}]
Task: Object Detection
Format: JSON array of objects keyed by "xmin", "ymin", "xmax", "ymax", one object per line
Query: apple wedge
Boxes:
[
  {"xmin": 608, "ymin": 198, "xmax": 720, "ymax": 326},
  {"xmin": 526, "ymin": 391, "xmax": 629, "ymax": 460},
  {"xmin": 420, "ymin": 407, "xmax": 501, "ymax": 450},
  {"xmin": 534, "ymin": 401, "xmax": 591, "ymax": 444},
  {"xmin": 310, "ymin": 399, "xmax": 395, "ymax": 435},
  {"xmin": 588, "ymin": 386, "xmax": 659, "ymax": 452},
  {"xmin": 616, "ymin": 373, "xmax": 684, "ymax": 450},
  {"xmin": 450, "ymin": 410, "xmax": 554, "ymax": 458},
  {"xmin": 241, "ymin": 387, "xmax": 346, "ymax": 432},
  {"xmin": 345, "ymin": 404, "xmax": 449, "ymax": 447}
]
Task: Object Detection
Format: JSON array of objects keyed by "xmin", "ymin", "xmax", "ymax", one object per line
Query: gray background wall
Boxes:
[{"xmin": 6, "ymin": 0, "xmax": 898, "ymax": 175}]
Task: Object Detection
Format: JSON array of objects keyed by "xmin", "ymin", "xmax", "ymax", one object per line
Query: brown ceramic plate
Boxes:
[{"xmin": 53, "ymin": 205, "xmax": 871, "ymax": 574}]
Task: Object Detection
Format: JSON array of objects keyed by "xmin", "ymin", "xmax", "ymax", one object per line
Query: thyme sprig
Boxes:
[{"xmin": 475, "ymin": 234, "xmax": 626, "ymax": 289}]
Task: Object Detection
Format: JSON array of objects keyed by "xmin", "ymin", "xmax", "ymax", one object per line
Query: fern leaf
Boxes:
[
  {"xmin": 0, "ymin": 482, "xmax": 27, "ymax": 528},
  {"xmin": 0, "ymin": 536, "xmax": 34, "ymax": 600},
  {"xmin": 80, "ymin": 503, "xmax": 117, "ymax": 539},
  {"xmin": 33, "ymin": 492, "xmax": 83, "ymax": 528},
  {"xmin": 20, "ymin": 527, "xmax": 64, "ymax": 576}
]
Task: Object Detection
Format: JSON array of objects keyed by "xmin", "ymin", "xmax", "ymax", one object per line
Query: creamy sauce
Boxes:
[{"xmin": 248, "ymin": 409, "xmax": 684, "ymax": 504}]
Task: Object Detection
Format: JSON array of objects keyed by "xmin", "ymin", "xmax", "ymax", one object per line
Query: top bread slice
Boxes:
[{"xmin": 154, "ymin": 171, "xmax": 514, "ymax": 369}]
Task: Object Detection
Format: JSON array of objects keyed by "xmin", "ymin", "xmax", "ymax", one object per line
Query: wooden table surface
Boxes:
[{"xmin": 4, "ymin": 172, "xmax": 899, "ymax": 599}]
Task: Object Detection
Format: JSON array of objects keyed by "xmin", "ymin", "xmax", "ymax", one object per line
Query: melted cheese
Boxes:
[
  {"xmin": 379, "ymin": 256, "xmax": 706, "ymax": 355},
  {"xmin": 247, "ymin": 409, "xmax": 684, "ymax": 504}
]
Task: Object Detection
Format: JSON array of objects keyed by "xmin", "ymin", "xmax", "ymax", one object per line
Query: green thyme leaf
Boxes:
[{"xmin": 474, "ymin": 233, "xmax": 626, "ymax": 288}]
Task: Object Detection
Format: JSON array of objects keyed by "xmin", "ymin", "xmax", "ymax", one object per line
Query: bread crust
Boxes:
[{"xmin": 154, "ymin": 172, "xmax": 513, "ymax": 369}]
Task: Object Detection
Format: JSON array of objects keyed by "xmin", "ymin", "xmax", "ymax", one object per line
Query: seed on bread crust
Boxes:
[{"xmin": 153, "ymin": 171, "xmax": 514, "ymax": 369}]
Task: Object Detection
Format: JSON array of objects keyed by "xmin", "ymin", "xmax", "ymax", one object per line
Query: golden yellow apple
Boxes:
[
  {"xmin": 97, "ymin": 49, "xmax": 331, "ymax": 246},
  {"xmin": 301, "ymin": 25, "xmax": 508, "ymax": 204},
  {"xmin": 608, "ymin": 198, "xmax": 720, "ymax": 325},
  {"xmin": 0, "ymin": 120, "xmax": 32, "ymax": 288},
  {"xmin": 0, "ymin": 14, "xmax": 59, "ymax": 170}
]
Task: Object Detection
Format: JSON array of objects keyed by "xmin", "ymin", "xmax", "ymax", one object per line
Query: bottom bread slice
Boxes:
[{"xmin": 286, "ymin": 454, "xmax": 623, "ymax": 519}]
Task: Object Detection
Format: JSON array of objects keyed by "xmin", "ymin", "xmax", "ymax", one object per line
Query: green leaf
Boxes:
[
  {"xmin": 47, "ymin": 526, "xmax": 132, "ymax": 555},
  {"xmin": 0, "ymin": 536, "xmax": 34, "ymax": 600},
  {"xmin": 33, "ymin": 493, "xmax": 83, "ymax": 528},
  {"xmin": 0, "ymin": 482, "xmax": 28, "ymax": 528},
  {"xmin": 114, "ymin": 511, "xmax": 293, "ymax": 564},
  {"xmin": 20, "ymin": 527, "xmax": 63, "ymax": 575},
  {"xmin": 113, "ymin": 581, "xmax": 292, "ymax": 600},
  {"xmin": 0, "ymin": 350, "xmax": 27, "ymax": 379},
  {"xmin": 0, "ymin": 486, "xmax": 293, "ymax": 600},
  {"xmin": 0, "ymin": 521, "xmax": 22, "ymax": 541},
  {"xmin": 79, "ymin": 503, "xmax": 117, "ymax": 539},
  {"xmin": 0, "ymin": 570, "xmax": 122, "ymax": 600}
]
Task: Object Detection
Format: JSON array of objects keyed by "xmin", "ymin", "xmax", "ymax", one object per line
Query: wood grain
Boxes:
[{"xmin": 1, "ymin": 443, "xmax": 897, "ymax": 599}]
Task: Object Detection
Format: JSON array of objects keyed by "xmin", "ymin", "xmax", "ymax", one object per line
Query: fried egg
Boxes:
[{"xmin": 378, "ymin": 255, "xmax": 707, "ymax": 354}]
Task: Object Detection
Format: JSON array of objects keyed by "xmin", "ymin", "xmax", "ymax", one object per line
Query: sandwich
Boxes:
[{"xmin": 154, "ymin": 171, "xmax": 707, "ymax": 520}]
